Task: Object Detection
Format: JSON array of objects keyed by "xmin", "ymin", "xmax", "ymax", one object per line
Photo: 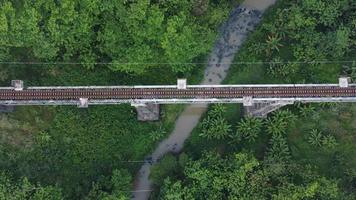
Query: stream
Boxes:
[{"xmin": 132, "ymin": 1, "xmax": 277, "ymax": 199}]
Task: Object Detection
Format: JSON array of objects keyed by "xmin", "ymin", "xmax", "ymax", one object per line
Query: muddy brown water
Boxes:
[{"xmin": 132, "ymin": 1, "xmax": 277, "ymax": 199}]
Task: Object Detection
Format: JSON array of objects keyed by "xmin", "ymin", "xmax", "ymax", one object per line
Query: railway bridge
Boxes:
[{"xmin": 1, "ymin": 78, "xmax": 355, "ymax": 120}]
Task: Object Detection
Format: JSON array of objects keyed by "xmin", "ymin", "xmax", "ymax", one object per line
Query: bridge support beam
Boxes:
[
  {"xmin": 132, "ymin": 103, "xmax": 160, "ymax": 121},
  {"xmin": 243, "ymin": 101, "xmax": 294, "ymax": 118}
]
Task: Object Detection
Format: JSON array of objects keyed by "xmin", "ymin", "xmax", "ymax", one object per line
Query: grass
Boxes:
[{"xmin": 288, "ymin": 104, "xmax": 356, "ymax": 178}]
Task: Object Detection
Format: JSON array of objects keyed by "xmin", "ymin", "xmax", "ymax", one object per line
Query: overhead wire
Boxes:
[{"xmin": 0, "ymin": 60, "xmax": 354, "ymax": 65}]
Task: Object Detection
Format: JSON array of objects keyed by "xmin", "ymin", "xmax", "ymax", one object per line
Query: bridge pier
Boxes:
[
  {"xmin": 131, "ymin": 103, "xmax": 160, "ymax": 121},
  {"xmin": 0, "ymin": 105, "xmax": 15, "ymax": 113}
]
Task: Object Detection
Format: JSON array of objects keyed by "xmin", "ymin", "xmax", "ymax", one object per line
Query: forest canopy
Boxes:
[{"xmin": 0, "ymin": 0, "xmax": 230, "ymax": 74}]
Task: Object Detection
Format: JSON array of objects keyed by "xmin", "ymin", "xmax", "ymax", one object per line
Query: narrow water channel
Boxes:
[{"xmin": 132, "ymin": 1, "xmax": 277, "ymax": 199}]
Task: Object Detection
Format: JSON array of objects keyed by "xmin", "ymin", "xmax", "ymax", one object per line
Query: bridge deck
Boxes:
[{"xmin": 1, "ymin": 86, "xmax": 356, "ymax": 100}]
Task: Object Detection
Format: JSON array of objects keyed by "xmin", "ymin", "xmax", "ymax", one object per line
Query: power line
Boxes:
[
  {"xmin": 130, "ymin": 190, "xmax": 153, "ymax": 193},
  {"xmin": 117, "ymin": 189, "xmax": 153, "ymax": 193},
  {"xmin": 116, "ymin": 159, "xmax": 332, "ymax": 165},
  {"xmin": 0, "ymin": 60, "xmax": 354, "ymax": 65},
  {"xmin": 118, "ymin": 160, "xmax": 147, "ymax": 163}
]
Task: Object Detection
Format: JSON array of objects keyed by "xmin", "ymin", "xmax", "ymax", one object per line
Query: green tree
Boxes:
[
  {"xmin": 110, "ymin": 169, "xmax": 132, "ymax": 197},
  {"xmin": 0, "ymin": 0, "xmax": 223, "ymax": 74},
  {"xmin": 159, "ymin": 178, "xmax": 194, "ymax": 200},
  {"xmin": 0, "ymin": 171, "xmax": 63, "ymax": 200},
  {"xmin": 271, "ymin": 177, "xmax": 342, "ymax": 200},
  {"xmin": 236, "ymin": 117, "xmax": 263, "ymax": 142},
  {"xmin": 333, "ymin": 27, "xmax": 351, "ymax": 58},
  {"xmin": 159, "ymin": 152, "xmax": 349, "ymax": 199},
  {"xmin": 259, "ymin": 0, "xmax": 353, "ymax": 81},
  {"xmin": 161, "ymin": 13, "xmax": 214, "ymax": 73},
  {"xmin": 178, "ymin": 152, "xmax": 265, "ymax": 199},
  {"xmin": 86, "ymin": 169, "xmax": 131, "ymax": 200}
]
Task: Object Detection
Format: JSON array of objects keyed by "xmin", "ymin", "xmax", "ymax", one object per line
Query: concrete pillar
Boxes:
[
  {"xmin": 11, "ymin": 80, "xmax": 23, "ymax": 91},
  {"xmin": 339, "ymin": 77, "xmax": 350, "ymax": 88},
  {"xmin": 132, "ymin": 103, "xmax": 160, "ymax": 121},
  {"xmin": 177, "ymin": 79, "xmax": 187, "ymax": 89},
  {"xmin": 242, "ymin": 96, "xmax": 253, "ymax": 106},
  {"xmin": 78, "ymin": 98, "xmax": 89, "ymax": 108}
]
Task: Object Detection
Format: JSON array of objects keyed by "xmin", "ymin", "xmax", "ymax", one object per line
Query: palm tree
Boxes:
[
  {"xmin": 274, "ymin": 109, "xmax": 297, "ymax": 127},
  {"xmin": 265, "ymin": 34, "xmax": 283, "ymax": 55},
  {"xmin": 299, "ymin": 105, "xmax": 316, "ymax": 118},
  {"xmin": 211, "ymin": 116, "xmax": 232, "ymax": 140},
  {"xmin": 200, "ymin": 116, "xmax": 231, "ymax": 140},
  {"xmin": 320, "ymin": 102, "xmax": 338, "ymax": 108},
  {"xmin": 200, "ymin": 115, "xmax": 212, "ymax": 137},
  {"xmin": 236, "ymin": 117, "xmax": 263, "ymax": 142},
  {"xmin": 209, "ymin": 104, "xmax": 226, "ymax": 118},
  {"xmin": 322, "ymin": 134, "xmax": 337, "ymax": 149},
  {"xmin": 308, "ymin": 129, "xmax": 322, "ymax": 147},
  {"xmin": 149, "ymin": 126, "xmax": 166, "ymax": 142},
  {"xmin": 265, "ymin": 117, "xmax": 287, "ymax": 136},
  {"xmin": 266, "ymin": 134, "xmax": 291, "ymax": 163}
]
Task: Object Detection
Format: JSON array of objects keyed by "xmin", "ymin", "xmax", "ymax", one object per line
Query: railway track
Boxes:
[{"xmin": 1, "ymin": 86, "xmax": 356, "ymax": 100}]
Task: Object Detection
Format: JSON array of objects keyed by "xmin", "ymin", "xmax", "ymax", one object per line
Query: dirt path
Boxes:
[{"xmin": 132, "ymin": 1, "xmax": 276, "ymax": 199}]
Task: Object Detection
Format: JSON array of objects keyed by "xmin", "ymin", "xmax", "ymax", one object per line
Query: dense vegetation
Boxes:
[
  {"xmin": 152, "ymin": 0, "xmax": 356, "ymax": 199},
  {"xmin": 0, "ymin": 0, "xmax": 355, "ymax": 199},
  {"xmin": 0, "ymin": 0, "xmax": 238, "ymax": 199},
  {"xmin": 0, "ymin": 0, "xmax": 233, "ymax": 74},
  {"xmin": 156, "ymin": 104, "xmax": 356, "ymax": 199}
]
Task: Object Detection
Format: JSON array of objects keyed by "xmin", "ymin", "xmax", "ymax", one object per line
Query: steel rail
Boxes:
[{"xmin": 0, "ymin": 86, "xmax": 356, "ymax": 100}]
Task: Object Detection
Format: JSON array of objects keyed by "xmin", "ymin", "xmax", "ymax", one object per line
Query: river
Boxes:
[{"xmin": 132, "ymin": 0, "xmax": 277, "ymax": 199}]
